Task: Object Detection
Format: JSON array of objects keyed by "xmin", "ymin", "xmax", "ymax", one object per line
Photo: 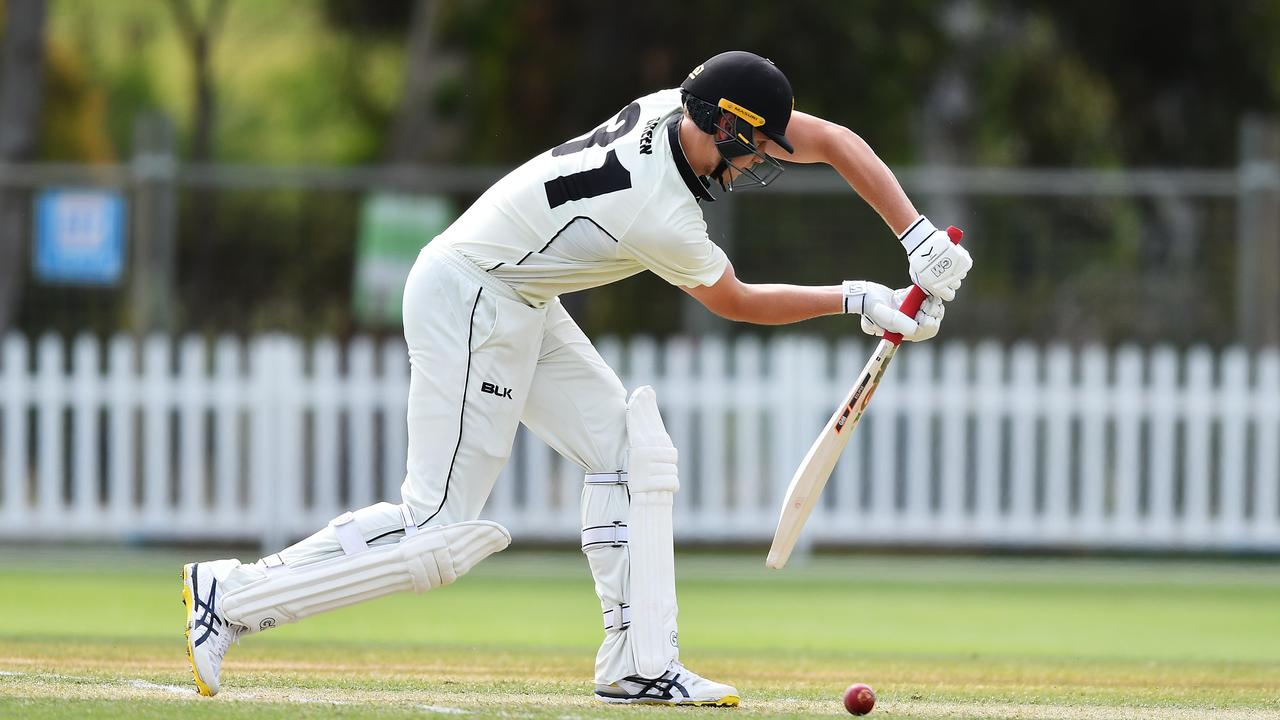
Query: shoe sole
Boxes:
[
  {"xmin": 181, "ymin": 563, "xmax": 215, "ymax": 697},
  {"xmin": 596, "ymin": 694, "xmax": 740, "ymax": 707}
]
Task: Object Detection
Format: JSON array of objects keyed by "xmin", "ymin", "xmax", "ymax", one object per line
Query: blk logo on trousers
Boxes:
[{"xmin": 481, "ymin": 381, "xmax": 513, "ymax": 399}]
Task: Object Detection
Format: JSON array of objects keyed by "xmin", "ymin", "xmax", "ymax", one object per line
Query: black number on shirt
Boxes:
[
  {"xmin": 545, "ymin": 149, "xmax": 631, "ymax": 209},
  {"xmin": 544, "ymin": 103, "xmax": 640, "ymax": 208},
  {"xmin": 551, "ymin": 102, "xmax": 641, "ymax": 156}
]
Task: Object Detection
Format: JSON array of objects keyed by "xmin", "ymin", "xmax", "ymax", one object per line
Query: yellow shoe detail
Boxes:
[
  {"xmin": 681, "ymin": 695, "xmax": 739, "ymax": 707},
  {"xmin": 181, "ymin": 564, "xmax": 215, "ymax": 697}
]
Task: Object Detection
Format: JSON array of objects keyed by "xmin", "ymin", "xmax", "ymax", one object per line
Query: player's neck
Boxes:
[{"xmin": 677, "ymin": 115, "xmax": 719, "ymax": 177}]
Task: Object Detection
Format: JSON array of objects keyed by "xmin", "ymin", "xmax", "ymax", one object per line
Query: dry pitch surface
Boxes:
[{"xmin": 2, "ymin": 548, "xmax": 1278, "ymax": 719}]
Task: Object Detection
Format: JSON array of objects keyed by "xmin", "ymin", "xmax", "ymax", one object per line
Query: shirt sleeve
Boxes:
[{"xmin": 620, "ymin": 203, "xmax": 728, "ymax": 288}]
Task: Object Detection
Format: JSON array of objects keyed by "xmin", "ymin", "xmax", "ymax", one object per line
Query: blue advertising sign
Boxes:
[{"xmin": 33, "ymin": 189, "xmax": 127, "ymax": 286}]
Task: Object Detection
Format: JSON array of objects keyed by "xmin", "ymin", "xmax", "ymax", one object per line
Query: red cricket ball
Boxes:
[{"xmin": 842, "ymin": 683, "xmax": 876, "ymax": 715}]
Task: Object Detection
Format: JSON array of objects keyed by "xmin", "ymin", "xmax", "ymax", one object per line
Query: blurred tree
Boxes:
[
  {"xmin": 385, "ymin": 0, "xmax": 464, "ymax": 163},
  {"xmin": 0, "ymin": 0, "xmax": 46, "ymax": 332},
  {"xmin": 13, "ymin": 0, "xmax": 1280, "ymax": 342},
  {"xmin": 318, "ymin": 0, "xmax": 458, "ymax": 163},
  {"xmin": 963, "ymin": 1, "xmax": 1280, "ymax": 345},
  {"xmin": 168, "ymin": 0, "xmax": 228, "ymax": 326},
  {"xmin": 1017, "ymin": 0, "xmax": 1280, "ymax": 166},
  {"xmin": 168, "ymin": 0, "xmax": 227, "ymax": 166},
  {"xmin": 321, "ymin": 0, "xmax": 413, "ymax": 32},
  {"xmin": 432, "ymin": 0, "xmax": 948, "ymax": 165},
  {"xmin": 418, "ymin": 0, "xmax": 950, "ymax": 336},
  {"xmin": 98, "ymin": 11, "xmax": 163, "ymax": 160},
  {"xmin": 39, "ymin": 41, "xmax": 115, "ymax": 163}
]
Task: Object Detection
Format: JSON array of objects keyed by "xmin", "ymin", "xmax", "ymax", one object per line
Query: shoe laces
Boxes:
[
  {"xmin": 191, "ymin": 564, "xmax": 243, "ymax": 660},
  {"xmin": 208, "ymin": 623, "xmax": 243, "ymax": 663}
]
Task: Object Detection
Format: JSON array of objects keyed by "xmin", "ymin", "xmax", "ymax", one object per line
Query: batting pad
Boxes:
[
  {"xmin": 220, "ymin": 520, "xmax": 510, "ymax": 632},
  {"xmin": 625, "ymin": 386, "xmax": 680, "ymax": 678}
]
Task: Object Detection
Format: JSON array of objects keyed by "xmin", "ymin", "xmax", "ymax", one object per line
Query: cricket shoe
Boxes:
[
  {"xmin": 181, "ymin": 559, "xmax": 245, "ymax": 696},
  {"xmin": 595, "ymin": 661, "xmax": 739, "ymax": 706}
]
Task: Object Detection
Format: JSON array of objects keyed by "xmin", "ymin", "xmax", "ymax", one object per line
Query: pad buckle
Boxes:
[
  {"xmin": 400, "ymin": 503, "xmax": 419, "ymax": 537},
  {"xmin": 603, "ymin": 603, "xmax": 631, "ymax": 632},
  {"xmin": 581, "ymin": 522, "xmax": 629, "ymax": 551},
  {"xmin": 330, "ymin": 511, "xmax": 370, "ymax": 556},
  {"xmin": 261, "ymin": 553, "xmax": 286, "ymax": 576}
]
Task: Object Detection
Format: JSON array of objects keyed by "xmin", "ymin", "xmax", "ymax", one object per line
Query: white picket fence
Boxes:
[{"xmin": 1, "ymin": 333, "xmax": 1278, "ymax": 552}]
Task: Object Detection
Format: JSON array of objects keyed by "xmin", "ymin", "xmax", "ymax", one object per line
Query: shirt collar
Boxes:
[{"xmin": 666, "ymin": 113, "xmax": 716, "ymax": 203}]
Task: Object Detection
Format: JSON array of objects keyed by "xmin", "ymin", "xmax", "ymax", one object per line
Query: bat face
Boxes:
[
  {"xmin": 834, "ymin": 345, "xmax": 895, "ymax": 434},
  {"xmin": 768, "ymin": 225, "xmax": 962, "ymax": 571},
  {"xmin": 833, "ymin": 376, "xmax": 867, "ymax": 433},
  {"xmin": 765, "ymin": 340, "xmax": 900, "ymax": 570}
]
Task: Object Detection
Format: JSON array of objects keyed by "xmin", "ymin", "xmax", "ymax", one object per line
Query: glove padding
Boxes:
[
  {"xmin": 842, "ymin": 281, "xmax": 945, "ymax": 342},
  {"xmin": 899, "ymin": 215, "xmax": 972, "ymax": 301}
]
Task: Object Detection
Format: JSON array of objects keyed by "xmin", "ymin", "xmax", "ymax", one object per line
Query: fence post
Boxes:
[
  {"xmin": 1, "ymin": 336, "xmax": 29, "ymax": 528},
  {"xmin": 1042, "ymin": 345, "xmax": 1073, "ymax": 539},
  {"xmin": 35, "ymin": 335, "xmax": 63, "ymax": 529},
  {"xmin": 71, "ymin": 335, "xmax": 100, "ymax": 529},
  {"xmin": 106, "ymin": 336, "xmax": 136, "ymax": 534},
  {"xmin": 1237, "ymin": 115, "xmax": 1280, "ymax": 348},
  {"xmin": 212, "ymin": 336, "xmax": 242, "ymax": 532},
  {"xmin": 1218, "ymin": 348, "xmax": 1249, "ymax": 542},
  {"xmin": 252, "ymin": 337, "xmax": 286, "ymax": 553},
  {"xmin": 1255, "ymin": 349, "xmax": 1280, "ymax": 543},
  {"xmin": 141, "ymin": 336, "xmax": 171, "ymax": 534}
]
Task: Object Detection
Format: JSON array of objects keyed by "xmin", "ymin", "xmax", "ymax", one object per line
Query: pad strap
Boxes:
[
  {"xmin": 261, "ymin": 553, "xmax": 286, "ymax": 576},
  {"xmin": 399, "ymin": 503, "xmax": 419, "ymax": 537},
  {"xmin": 585, "ymin": 471, "xmax": 628, "ymax": 485},
  {"xmin": 330, "ymin": 512, "xmax": 369, "ymax": 556},
  {"xmin": 222, "ymin": 520, "xmax": 511, "ymax": 633},
  {"xmin": 603, "ymin": 604, "xmax": 631, "ymax": 632},
  {"xmin": 581, "ymin": 522, "xmax": 629, "ymax": 550}
]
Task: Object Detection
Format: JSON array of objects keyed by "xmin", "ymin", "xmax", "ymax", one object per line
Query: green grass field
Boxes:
[{"xmin": 1, "ymin": 546, "xmax": 1278, "ymax": 719}]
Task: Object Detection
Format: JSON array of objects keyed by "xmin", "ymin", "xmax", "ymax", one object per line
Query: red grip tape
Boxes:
[{"xmin": 883, "ymin": 225, "xmax": 964, "ymax": 346}]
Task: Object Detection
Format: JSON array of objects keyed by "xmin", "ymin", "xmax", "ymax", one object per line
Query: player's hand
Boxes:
[
  {"xmin": 843, "ymin": 281, "xmax": 945, "ymax": 342},
  {"xmin": 898, "ymin": 215, "xmax": 972, "ymax": 301},
  {"xmin": 870, "ymin": 287, "xmax": 944, "ymax": 342}
]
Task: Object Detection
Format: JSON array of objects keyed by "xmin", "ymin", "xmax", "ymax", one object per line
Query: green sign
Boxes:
[{"xmin": 353, "ymin": 193, "xmax": 454, "ymax": 326}]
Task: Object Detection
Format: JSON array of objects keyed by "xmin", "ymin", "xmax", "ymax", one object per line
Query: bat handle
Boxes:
[{"xmin": 883, "ymin": 225, "xmax": 964, "ymax": 346}]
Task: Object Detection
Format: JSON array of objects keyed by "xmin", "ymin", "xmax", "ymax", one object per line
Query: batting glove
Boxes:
[
  {"xmin": 899, "ymin": 215, "xmax": 972, "ymax": 301},
  {"xmin": 843, "ymin": 281, "xmax": 945, "ymax": 342}
]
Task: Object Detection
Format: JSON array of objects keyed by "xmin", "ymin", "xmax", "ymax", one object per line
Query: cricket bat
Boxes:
[{"xmin": 765, "ymin": 225, "xmax": 964, "ymax": 569}]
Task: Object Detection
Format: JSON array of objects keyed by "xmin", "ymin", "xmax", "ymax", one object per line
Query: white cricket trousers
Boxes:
[
  {"xmin": 398, "ymin": 243, "xmax": 631, "ymax": 523},
  {"xmin": 224, "ymin": 242, "xmax": 638, "ymax": 680}
]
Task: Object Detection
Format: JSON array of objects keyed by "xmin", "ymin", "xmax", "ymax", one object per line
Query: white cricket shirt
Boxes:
[{"xmin": 437, "ymin": 88, "xmax": 728, "ymax": 307}]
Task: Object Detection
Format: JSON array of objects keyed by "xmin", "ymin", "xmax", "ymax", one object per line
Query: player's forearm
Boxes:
[
  {"xmin": 721, "ymin": 283, "xmax": 841, "ymax": 325},
  {"xmin": 784, "ymin": 113, "xmax": 919, "ymax": 235},
  {"xmin": 822, "ymin": 125, "xmax": 919, "ymax": 235}
]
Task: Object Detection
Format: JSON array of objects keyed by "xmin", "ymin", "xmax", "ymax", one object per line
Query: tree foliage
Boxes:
[{"xmin": 11, "ymin": 0, "xmax": 1279, "ymax": 340}]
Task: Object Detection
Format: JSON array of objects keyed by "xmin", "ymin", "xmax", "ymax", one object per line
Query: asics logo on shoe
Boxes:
[
  {"xmin": 190, "ymin": 564, "xmax": 224, "ymax": 648},
  {"xmin": 622, "ymin": 673, "xmax": 691, "ymax": 701}
]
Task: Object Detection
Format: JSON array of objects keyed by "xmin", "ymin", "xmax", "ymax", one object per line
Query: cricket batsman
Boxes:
[{"xmin": 182, "ymin": 50, "xmax": 972, "ymax": 705}]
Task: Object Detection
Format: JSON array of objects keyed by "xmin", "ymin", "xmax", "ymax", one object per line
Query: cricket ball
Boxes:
[{"xmin": 842, "ymin": 683, "xmax": 875, "ymax": 715}]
